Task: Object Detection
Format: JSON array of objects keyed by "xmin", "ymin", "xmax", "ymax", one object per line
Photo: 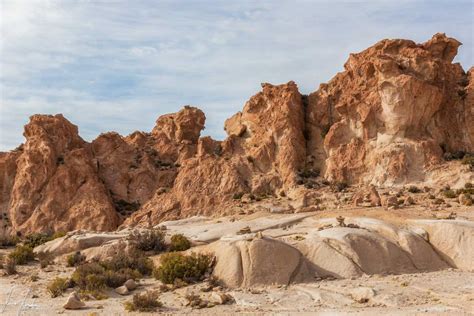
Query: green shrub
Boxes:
[
  {"xmin": 71, "ymin": 250, "xmax": 151, "ymax": 292},
  {"xmin": 407, "ymin": 186, "xmax": 421, "ymax": 193},
  {"xmin": 47, "ymin": 277, "xmax": 69, "ymax": 298},
  {"xmin": 153, "ymin": 252, "xmax": 213, "ymax": 284},
  {"xmin": 169, "ymin": 234, "xmax": 191, "ymax": 252},
  {"xmin": 128, "ymin": 229, "xmax": 166, "ymax": 252},
  {"xmin": 66, "ymin": 251, "xmax": 86, "ymax": 267},
  {"xmin": 8, "ymin": 245, "xmax": 34, "ymax": 265},
  {"xmin": 23, "ymin": 233, "xmax": 52, "ymax": 248},
  {"xmin": 101, "ymin": 249, "xmax": 153, "ymax": 276},
  {"xmin": 0, "ymin": 235, "xmax": 19, "ymax": 249},
  {"xmin": 4, "ymin": 257, "xmax": 16, "ymax": 275},
  {"xmin": 124, "ymin": 291, "xmax": 162, "ymax": 312},
  {"xmin": 103, "ymin": 268, "xmax": 140, "ymax": 288},
  {"xmin": 443, "ymin": 190, "xmax": 457, "ymax": 199},
  {"xmin": 462, "ymin": 154, "xmax": 474, "ymax": 169},
  {"xmin": 71, "ymin": 262, "xmax": 106, "ymax": 290},
  {"xmin": 232, "ymin": 192, "xmax": 244, "ymax": 200},
  {"xmin": 331, "ymin": 182, "xmax": 348, "ymax": 192}
]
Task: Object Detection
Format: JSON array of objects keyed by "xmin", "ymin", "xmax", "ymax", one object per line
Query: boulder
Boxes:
[
  {"xmin": 115, "ymin": 285, "xmax": 129, "ymax": 295},
  {"xmin": 409, "ymin": 220, "xmax": 474, "ymax": 271},
  {"xmin": 351, "ymin": 287, "xmax": 375, "ymax": 303},
  {"xmin": 63, "ymin": 292, "xmax": 85, "ymax": 310},
  {"xmin": 124, "ymin": 279, "xmax": 138, "ymax": 291}
]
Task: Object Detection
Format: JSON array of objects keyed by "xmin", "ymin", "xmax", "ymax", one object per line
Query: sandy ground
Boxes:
[
  {"xmin": 0, "ymin": 264, "xmax": 473, "ymax": 315},
  {"xmin": 1, "ymin": 203, "xmax": 473, "ymax": 315}
]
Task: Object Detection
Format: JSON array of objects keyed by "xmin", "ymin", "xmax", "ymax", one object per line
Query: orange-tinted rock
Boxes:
[
  {"xmin": 0, "ymin": 34, "xmax": 472, "ymax": 232},
  {"xmin": 307, "ymin": 33, "xmax": 473, "ymax": 185},
  {"xmin": 6, "ymin": 115, "xmax": 119, "ymax": 234}
]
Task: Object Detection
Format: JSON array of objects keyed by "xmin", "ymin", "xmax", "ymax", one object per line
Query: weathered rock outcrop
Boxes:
[
  {"xmin": 1, "ymin": 115, "xmax": 119, "ymax": 234},
  {"xmin": 307, "ymin": 33, "xmax": 473, "ymax": 185},
  {"xmin": 0, "ymin": 34, "xmax": 472, "ymax": 233}
]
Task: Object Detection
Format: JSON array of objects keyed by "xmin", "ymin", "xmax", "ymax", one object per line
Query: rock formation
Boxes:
[{"xmin": 0, "ymin": 33, "xmax": 472, "ymax": 233}]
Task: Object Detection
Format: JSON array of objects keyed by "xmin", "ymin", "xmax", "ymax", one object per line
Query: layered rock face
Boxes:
[
  {"xmin": 0, "ymin": 33, "xmax": 472, "ymax": 233},
  {"xmin": 308, "ymin": 33, "xmax": 473, "ymax": 184}
]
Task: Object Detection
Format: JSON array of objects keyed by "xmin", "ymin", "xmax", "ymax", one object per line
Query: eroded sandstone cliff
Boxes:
[{"xmin": 0, "ymin": 33, "xmax": 472, "ymax": 233}]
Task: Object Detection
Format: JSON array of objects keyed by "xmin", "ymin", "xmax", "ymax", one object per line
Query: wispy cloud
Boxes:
[{"xmin": 1, "ymin": 0, "xmax": 472, "ymax": 151}]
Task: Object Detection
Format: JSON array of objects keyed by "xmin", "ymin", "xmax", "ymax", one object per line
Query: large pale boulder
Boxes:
[
  {"xmin": 205, "ymin": 235, "xmax": 307, "ymax": 288},
  {"xmin": 409, "ymin": 220, "xmax": 474, "ymax": 271},
  {"xmin": 34, "ymin": 231, "xmax": 128, "ymax": 257}
]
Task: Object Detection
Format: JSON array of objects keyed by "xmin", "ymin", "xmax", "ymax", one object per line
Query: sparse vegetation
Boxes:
[
  {"xmin": 71, "ymin": 250, "xmax": 152, "ymax": 293},
  {"xmin": 407, "ymin": 186, "xmax": 421, "ymax": 193},
  {"xmin": 169, "ymin": 234, "xmax": 191, "ymax": 252},
  {"xmin": 124, "ymin": 290, "xmax": 162, "ymax": 312},
  {"xmin": 128, "ymin": 229, "xmax": 166, "ymax": 252},
  {"xmin": 232, "ymin": 192, "xmax": 244, "ymax": 200},
  {"xmin": 114, "ymin": 199, "xmax": 140, "ymax": 216},
  {"xmin": 4, "ymin": 257, "xmax": 17, "ymax": 275},
  {"xmin": 23, "ymin": 231, "xmax": 65, "ymax": 248},
  {"xmin": 47, "ymin": 277, "xmax": 69, "ymax": 298},
  {"xmin": 8, "ymin": 245, "xmax": 34, "ymax": 265},
  {"xmin": 331, "ymin": 181, "xmax": 348, "ymax": 192},
  {"xmin": 67, "ymin": 251, "xmax": 86, "ymax": 267},
  {"xmin": 462, "ymin": 154, "xmax": 474, "ymax": 170},
  {"xmin": 0, "ymin": 235, "xmax": 19, "ymax": 248},
  {"xmin": 153, "ymin": 252, "xmax": 213, "ymax": 284},
  {"xmin": 442, "ymin": 189, "xmax": 457, "ymax": 199}
]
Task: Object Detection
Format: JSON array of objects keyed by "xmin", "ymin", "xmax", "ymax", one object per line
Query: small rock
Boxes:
[
  {"xmin": 124, "ymin": 279, "xmax": 137, "ymax": 291},
  {"xmin": 63, "ymin": 292, "xmax": 86, "ymax": 310},
  {"xmin": 404, "ymin": 196, "xmax": 415, "ymax": 206},
  {"xmin": 237, "ymin": 226, "xmax": 251, "ymax": 235},
  {"xmin": 351, "ymin": 287, "xmax": 375, "ymax": 303},
  {"xmin": 210, "ymin": 292, "xmax": 232, "ymax": 305},
  {"xmin": 459, "ymin": 194, "xmax": 472, "ymax": 206},
  {"xmin": 115, "ymin": 285, "xmax": 129, "ymax": 295}
]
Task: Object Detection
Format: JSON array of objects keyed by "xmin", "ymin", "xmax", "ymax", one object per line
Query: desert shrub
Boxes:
[
  {"xmin": 169, "ymin": 234, "xmax": 191, "ymax": 252},
  {"xmin": 114, "ymin": 199, "xmax": 140, "ymax": 216},
  {"xmin": 71, "ymin": 250, "xmax": 151, "ymax": 292},
  {"xmin": 407, "ymin": 186, "xmax": 421, "ymax": 193},
  {"xmin": 331, "ymin": 182, "xmax": 348, "ymax": 192},
  {"xmin": 298, "ymin": 168, "xmax": 320, "ymax": 179},
  {"xmin": 443, "ymin": 189, "xmax": 457, "ymax": 199},
  {"xmin": 37, "ymin": 252, "xmax": 54, "ymax": 268},
  {"xmin": 23, "ymin": 233, "xmax": 52, "ymax": 248},
  {"xmin": 443, "ymin": 150, "xmax": 466, "ymax": 161},
  {"xmin": 66, "ymin": 251, "xmax": 86, "ymax": 267},
  {"xmin": 101, "ymin": 249, "xmax": 153, "ymax": 276},
  {"xmin": 0, "ymin": 235, "xmax": 19, "ymax": 249},
  {"xmin": 124, "ymin": 290, "xmax": 162, "ymax": 312},
  {"xmin": 153, "ymin": 252, "xmax": 213, "ymax": 284},
  {"xmin": 71, "ymin": 262, "xmax": 106, "ymax": 289},
  {"xmin": 8, "ymin": 245, "xmax": 34, "ymax": 265},
  {"xmin": 51, "ymin": 231, "xmax": 66, "ymax": 239},
  {"xmin": 461, "ymin": 154, "xmax": 474, "ymax": 169},
  {"xmin": 232, "ymin": 192, "xmax": 244, "ymax": 200},
  {"xmin": 4, "ymin": 257, "xmax": 16, "ymax": 275},
  {"xmin": 128, "ymin": 229, "xmax": 166, "ymax": 252},
  {"xmin": 105, "ymin": 269, "xmax": 141, "ymax": 288},
  {"xmin": 47, "ymin": 277, "xmax": 69, "ymax": 298},
  {"xmin": 465, "ymin": 182, "xmax": 473, "ymax": 189}
]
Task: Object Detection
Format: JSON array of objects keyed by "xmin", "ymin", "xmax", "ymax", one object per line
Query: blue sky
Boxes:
[{"xmin": 0, "ymin": 0, "xmax": 472, "ymax": 151}]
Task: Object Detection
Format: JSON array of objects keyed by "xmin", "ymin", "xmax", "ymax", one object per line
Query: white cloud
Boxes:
[{"xmin": 0, "ymin": 0, "xmax": 472, "ymax": 151}]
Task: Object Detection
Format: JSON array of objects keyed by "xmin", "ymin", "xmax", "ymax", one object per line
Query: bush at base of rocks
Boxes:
[
  {"xmin": 169, "ymin": 234, "xmax": 191, "ymax": 252},
  {"xmin": 124, "ymin": 291, "xmax": 162, "ymax": 312},
  {"xmin": 70, "ymin": 250, "xmax": 152, "ymax": 293},
  {"xmin": 0, "ymin": 235, "xmax": 19, "ymax": 249},
  {"xmin": 153, "ymin": 252, "xmax": 213, "ymax": 284},
  {"xmin": 8, "ymin": 245, "xmax": 34, "ymax": 265},
  {"xmin": 66, "ymin": 251, "xmax": 86, "ymax": 267},
  {"xmin": 128, "ymin": 229, "xmax": 166, "ymax": 252},
  {"xmin": 47, "ymin": 277, "xmax": 69, "ymax": 298}
]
